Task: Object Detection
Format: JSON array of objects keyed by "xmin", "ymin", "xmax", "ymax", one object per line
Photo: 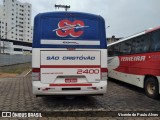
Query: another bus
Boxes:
[
  {"xmin": 108, "ymin": 26, "xmax": 160, "ymax": 99},
  {"xmin": 32, "ymin": 12, "xmax": 107, "ymax": 96}
]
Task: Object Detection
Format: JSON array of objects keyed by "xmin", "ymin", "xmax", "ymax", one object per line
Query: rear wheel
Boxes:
[{"xmin": 144, "ymin": 77, "xmax": 159, "ymax": 99}]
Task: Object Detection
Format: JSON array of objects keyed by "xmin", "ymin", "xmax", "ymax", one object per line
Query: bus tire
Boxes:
[{"xmin": 144, "ymin": 77, "xmax": 159, "ymax": 99}]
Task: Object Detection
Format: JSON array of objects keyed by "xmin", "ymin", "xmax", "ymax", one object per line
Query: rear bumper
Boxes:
[{"xmin": 32, "ymin": 81, "xmax": 107, "ymax": 96}]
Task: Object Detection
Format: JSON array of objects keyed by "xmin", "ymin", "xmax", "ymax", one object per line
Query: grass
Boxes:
[{"xmin": 0, "ymin": 63, "xmax": 31, "ymax": 74}]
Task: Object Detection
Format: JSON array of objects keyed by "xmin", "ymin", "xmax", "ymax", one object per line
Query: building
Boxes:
[
  {"xmin": 0, "ymin": 4, "xmax": 6, "ymax": 39},
  {"xmin": 0, "ymin": 38, "xmax": 32, "ymax": 54},
  {"xmin": 0, "ymin": 0, "xmax": 32, "ymax": 42},
  {"xmin": 0, "ymin": 18, "xmax": 6, "ymax": 39},
  {"xmin": 107, "ymin": 35, "xmax": 122, "ymax": 44}
]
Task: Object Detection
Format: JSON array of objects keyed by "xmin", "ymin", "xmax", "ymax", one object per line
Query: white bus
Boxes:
[
  {"xmin": 32, "ymin": 12, "xmax": 107, "ymax": 96},
  {"xmin": 108, "ymin": 26, "xmax": 160, "ymax": 99}
]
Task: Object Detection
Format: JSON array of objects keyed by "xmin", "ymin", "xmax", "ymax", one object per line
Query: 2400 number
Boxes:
[{"xmin": 77, "ymin": 69, "xmax": 100, "ymax": 74}]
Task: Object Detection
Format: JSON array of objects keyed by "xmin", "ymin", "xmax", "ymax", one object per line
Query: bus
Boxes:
[
  {"xmin": 32, "ymin": 12, "xmax": 107, "ymax": 96},
  {"xmin": 108, "ymin": 26, "xmax": 160, "ymax": 99}
]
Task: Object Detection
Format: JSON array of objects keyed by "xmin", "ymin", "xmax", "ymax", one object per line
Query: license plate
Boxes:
[{"xmin": 65, "ymin": 78, "xmax": 77, "ymax": 83}]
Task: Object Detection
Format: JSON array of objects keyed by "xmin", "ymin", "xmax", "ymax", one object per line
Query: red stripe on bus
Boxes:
[
  {"xmin": 113, "ymin": 54, "xmax": 160, "ymax": 76},
  {"xmin": 41, "ymin": 65, "xmax": 100, "ymax": 68},
  {"xmin": 146, "ymin": 26, "xmax": 160, "ymax": 33},
  {"xmin": 49, "ymin": 84, "xmax": 92, "ymax": 86}
]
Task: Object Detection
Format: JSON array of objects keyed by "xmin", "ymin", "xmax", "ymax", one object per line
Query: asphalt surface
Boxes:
[{"xmin": 0, "ymin": 73, "xmax": 160, "ymax": 120}]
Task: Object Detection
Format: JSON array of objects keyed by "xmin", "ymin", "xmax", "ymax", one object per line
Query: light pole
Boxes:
[
  {"xmin": 0, "ymin": 24, "xmax": 20, "ymax": 53},
  {"xmin": 106, "ymin": 26, "xmax": 110, "ymax": 29},
  {"xmin": 105, "ymin": 26, "xmax": 110, "ymax": 45}
]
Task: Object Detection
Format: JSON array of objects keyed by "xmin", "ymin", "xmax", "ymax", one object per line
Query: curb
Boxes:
[{"xmin": 24, "ymin": 69, "xmax": 32, "ymax": 77}]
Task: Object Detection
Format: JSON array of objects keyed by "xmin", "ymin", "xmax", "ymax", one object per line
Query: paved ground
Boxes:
[{"xmin": 0, "ymin": 73, "xmax": 160, "ymax": 120}]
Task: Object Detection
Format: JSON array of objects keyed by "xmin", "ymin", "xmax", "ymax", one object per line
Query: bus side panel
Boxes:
[
  {"xmin": 32, "ymin": 48, "xmax": 40, "ymax": 68},
  {"xmin": 108, "ymin": 52, "xmax": 160, "ymax": 88}
]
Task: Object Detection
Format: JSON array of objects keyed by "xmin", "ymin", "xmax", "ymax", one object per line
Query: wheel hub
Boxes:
[{"xmin": 147, "ymin": 82, "xmax": 155, "ymax": 95}]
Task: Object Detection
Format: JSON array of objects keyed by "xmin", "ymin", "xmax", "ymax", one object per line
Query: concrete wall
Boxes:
[{"xmin": 0, "ymin": 54, "xmax": 31, "ymax": 66}]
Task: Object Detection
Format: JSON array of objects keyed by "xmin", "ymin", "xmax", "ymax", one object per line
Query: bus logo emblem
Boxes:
[{"xmin": 53, "ymin": 20, "xmax": 89, "ymax": 37}]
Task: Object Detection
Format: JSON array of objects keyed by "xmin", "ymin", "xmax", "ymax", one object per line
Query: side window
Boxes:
[
  {"xmin": 120, "ymin": 40, "xmax": 132, "ymax": 55},
  {"xmin": 131, "ymin": 36, "xmax": 150, "ymax": 54},
  {"xmin": 143, "ymin": 35, "xmax": 150, "ymax": 52},
  {"xmin": 113, "ymin": 44, "xmax": 120, "ymax": 56},
  {"xmin": 108, "ymin": 46, "xmax": 113, "ymax": 57},
  {"xmin": 150, "ymin": 30, "xmax": 160, "ymax": 52},
  {"xmin": 133, "ymin": 37, "xmax": 142, "ymax": 53}
]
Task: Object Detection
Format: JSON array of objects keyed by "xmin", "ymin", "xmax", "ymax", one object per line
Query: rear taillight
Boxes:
[
  {"xmin": 101, "ymin": 68, "xmax": 108, "ymax": 80},
  {"xmin": 32, "ymin": 68, "xmax": 40, "ymax": 81}
]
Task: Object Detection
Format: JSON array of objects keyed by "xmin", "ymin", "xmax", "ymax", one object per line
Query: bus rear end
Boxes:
[{"xmin": 32, "ymin": 12, "xmax": 107, "ymax": 96}]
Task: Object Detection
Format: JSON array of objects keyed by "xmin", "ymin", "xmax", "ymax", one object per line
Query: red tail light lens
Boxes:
[
  {"xmin": 32, "ymin": 68, "xmax": 40, "ymax": 72},
  {"xmin": 32, "ymin": 68, "xmax": 40, "ymax": 81},
  {"xmin": 101, "ymin": 68, "xmax": 108, "ymax": 72},
  {"xmin": 101, "ymin": 68, "xmax": 108, "ymax": 80}
]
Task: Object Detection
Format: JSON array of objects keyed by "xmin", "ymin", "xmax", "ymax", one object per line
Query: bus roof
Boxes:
[
  {"xmin": 35, "ymin": 11, "xmax": 104, "ymax": 20},
  {"xmin": 108, "ymin": 26, "xmax": 160, "ymax": 46}
]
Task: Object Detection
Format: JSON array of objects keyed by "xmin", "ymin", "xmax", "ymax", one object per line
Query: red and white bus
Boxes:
[
  {"xmin": 32, "ymin": 12, "xmax": 107, "ymax": 96},
  {"xmin": 108, "ymin": 26, "xmax": 160, "ymax": 99}
]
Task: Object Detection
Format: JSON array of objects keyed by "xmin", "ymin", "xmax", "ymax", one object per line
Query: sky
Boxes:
[{"xmin": 0, "ymin": 0, "xmax": 160, "ymax": 38}]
